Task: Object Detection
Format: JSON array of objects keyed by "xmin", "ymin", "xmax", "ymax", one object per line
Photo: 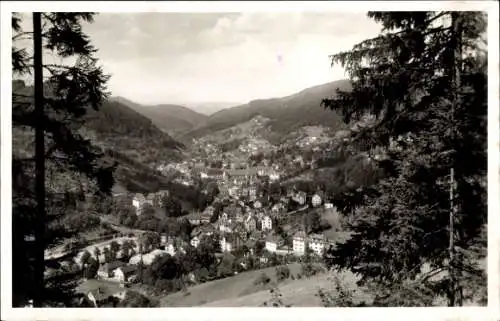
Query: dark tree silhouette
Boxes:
[
  {"xmin": 322, "ymin": 12, "xmax": 487, "ymax": 306},
  {"xmin": 12, "ymin": 12, "xmax": 114, "ymax": 307}
]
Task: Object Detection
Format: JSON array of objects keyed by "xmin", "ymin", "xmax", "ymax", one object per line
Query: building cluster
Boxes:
[{"xmin": 131, "ymin": 190, "xmax": 170, "ymax": 215}]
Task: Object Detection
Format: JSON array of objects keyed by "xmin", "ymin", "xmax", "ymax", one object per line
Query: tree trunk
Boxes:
[
  {"xmin": 33, "ymin": 12, "xmax": 45, "ymax": 308},
  {"xmin": 448, "ymin": 11, "xmax": 463, "ymax": 307}
]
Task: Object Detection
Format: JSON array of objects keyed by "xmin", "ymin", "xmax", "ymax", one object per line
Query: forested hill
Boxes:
[
  {"xmin": 181, "ymin": 80, "xmax": 351, "ymax": 142},
  {"xmin": 84, "ymin": 99, "xmax": 184, "ymax": 162},
  {"xmin": 12, "ymin": 80, "xmax": 185, "ymax": 192}
]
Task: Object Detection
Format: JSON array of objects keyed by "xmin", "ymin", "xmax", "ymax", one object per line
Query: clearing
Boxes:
[{"xmin": 159, "ymin": 263, "xmax": 366, "ymax": 307}]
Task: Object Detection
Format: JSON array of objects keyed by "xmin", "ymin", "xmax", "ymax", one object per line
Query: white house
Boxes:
[
  {"xmin": 308, "ymin": 234, "xmax": 327, "ymax": 256},
  {"xmin": 132, "ymin": 193, "xmax": 154, "ymax": 216},
  {"xmin": 129, "ymin": 249, "xmax": 167, "ymax": 265},
  {"xmin": 269, "ymin": 172, "xmax": 280, "ymax": 182},
  {"xmin": 191, "ymin": 236, "xmax": 200, "ymax": 248},
  {"xmin": 293, "ymin": 231, "xmax": 307, "ymax": 256},
  {"xmin": 292, "ymin": 192, "xmax": 306, "ymax": 205},
  {"xmin": 324, "ymin": 203, "xmax": 334, "ymax": 209},
  {"xmin": 265, "ymin": 235, "xmax": 282, "ymax": 253},
  {"xmin": 220, "ymin": 236, "xmax": 233, "ymax": 252},
  {"xmin": 244, "ymin": 215, "xmax": 257, "ymax": 231},
  {"xmin": 261, "ymin": 215, "xmax": 273, "ymax": 231},
  {"xmin": 166, "ymin": 240, "xmax": 176, "ymax": 256},
  {"xmin": 312, "ymin": 194, "xmax": 322, "ymax": 207},
  {"xmin": 113, "ymin": 265, "xmax": 136, "ymax": 283}
]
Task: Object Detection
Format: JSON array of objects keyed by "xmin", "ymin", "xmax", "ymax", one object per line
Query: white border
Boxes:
[{"xmin": 1, "ymin": 1, "xmax": 499, "ymax": 321}]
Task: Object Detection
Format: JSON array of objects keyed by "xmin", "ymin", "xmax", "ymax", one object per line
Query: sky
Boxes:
[{"xmin": 17, "ymin": 12, "xmax": 382, "ymax": 106}]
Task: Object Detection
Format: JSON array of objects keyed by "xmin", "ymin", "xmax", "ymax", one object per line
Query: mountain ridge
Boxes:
[
  {"xmin": 110, "ymin": 96, "xmax": 209, "ymax": 138},
  {"xmin": 182, "ymin": 80, "xmax": 351, "ymax": 142}
]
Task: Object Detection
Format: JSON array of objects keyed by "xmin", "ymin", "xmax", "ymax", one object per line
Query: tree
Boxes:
[
  {"xmin": 322, "ymin": 12, "xmax": 487, "ymax": 306},
  {"xmin": 109, "ymin": 241, "xmax": 120, "ymax": 260},
  {"xmin": 102, "ymin": 247, "xmax": 112, "ymax": 264},
  {"xmin": 162, "ymin": 195, "xmax": 182, "ymax": 217},
  {"xmin": 12, "ymin": 13, "xmax": 113, "ymax": 307},
  {"xmin": 121, "ymin": 240, "xmax": 132, "ymax": 260},
  {"xmin": 83, "ymin": 257, "xmax": 99, "ymax": 279},
  {"xmin": 117, "ymin": 291, "xmax": 159, "ymax": 307},
  {"xmin": 80, "ymin": 251, "xmax": 92, "ymax": 268},
  {"xmin": 303, "ymin": 211, "xmax": 322, "ymax": 234},
  {"xmin": 93, "ymin": 247, "xmax": 101, "ymax": 263},
  {"xmin": 275, "ymin": 265, "xmax": 291, "ymax": 282}
]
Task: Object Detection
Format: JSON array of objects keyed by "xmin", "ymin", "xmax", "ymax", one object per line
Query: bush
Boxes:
[
  {"xmin": 253, "ymin": 272, "xmax": 271, "ymax": 286},
  {"xmin": 275, "ymin": 266, "xmax": 291, "ymax": 282}
]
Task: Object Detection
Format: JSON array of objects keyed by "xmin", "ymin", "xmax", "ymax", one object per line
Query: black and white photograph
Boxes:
[{"xmin": 1, "ymin": 0, "xmax": 498, "ymax": 317}]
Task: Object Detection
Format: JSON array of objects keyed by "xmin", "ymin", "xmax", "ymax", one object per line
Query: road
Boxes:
[{"xmin": 45, "ymin": 214, "xmax": 148, "ymax": 260}]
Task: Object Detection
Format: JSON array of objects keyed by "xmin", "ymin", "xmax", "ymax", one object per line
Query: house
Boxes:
[
  {"xmin": 308, "ymin": 234, "xmax": 327, "ymax": 256},
  {"xmin": 324, "ymin": 203, "xmax": 334, "ymax": 209},
  {"xmin": 129, "ymin": 249, "xmax": 167, "ymax": 265},
  {"xmin": 113, "ymin": 265, "xmax": 136, "ymax": 283},
  {"xmin": 85, "ymin": 286, "xmax": 127, "ymax": 307},
  {"xmin": 132, "ymin": 193, "xmax": 146, "ymax": 215},
  {"xmin": 200, "ymin": 212, "xmax": 212, "ymax": 224},
  {"xmin": 293, "ymin": 231, "xmax": 307, "ymax": 256},
  {"xmin": 97, "ymin": 261, "xmax": 125, "ymax": 279},
  {"xmin": 220, "ymin": 233, "xmax": 243, "ymax": 252},
  {"xmin": 269, "ymin": 172, "xmax": 280, "ymax": 182},
  {"xmin": 261, "ymin": 215, "xmax": 273, "ymax": 231},
  {"xmin": 248, "ymin": 187, "xmax": 257, "ymax": 201},
  {"xmin": 187, "ymin": 212, "xmax": 202, "ymax": 226},
  {"xmin": 292, "ymin": 192, "xmax": 307, "ymax": 206},
  {"xmin": 220, "ymin": 236, "xmax": 232, "ymax": 252},
  {"xmin": 166, "ymin": 239, "xmax": 176, "ymax": 256},
  {"xmin": 253, "ymin": 200, "xmax": 262, "ymax": 209},
  {"xmin": 265, "ymin": 235, "xmax": 282, "ymax": 253},
  {"xmin": 311, "ymin": 194, "xmax": 322, "ymax": 207},
  {"xmin": 244, "ymin": 215, "xmax": 257, "ymax": 231},
  {"xmin": 271, "ymin": 203, "xmax": 286, "ymax": 213},
  {"xmin": 191, "ymin": 236, "xmax": 200, "ymax": 248}
]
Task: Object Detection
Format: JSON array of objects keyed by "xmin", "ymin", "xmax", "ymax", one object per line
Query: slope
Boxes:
[
  {"xmin": 111, "ymin": 96, "xmax": 209, "ymax": 138},
  {"xmin": 182, "ymin": 80, "xmax": 351, "ymax": 142},
  {"xmin": 12, "ymin": 80, "xmax": 184, "ymax": 194}
]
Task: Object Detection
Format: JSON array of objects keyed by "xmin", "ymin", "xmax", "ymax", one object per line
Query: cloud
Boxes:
[{"xmin": 13, "ymin": 12, "xmax": 382, "ymax": 104}]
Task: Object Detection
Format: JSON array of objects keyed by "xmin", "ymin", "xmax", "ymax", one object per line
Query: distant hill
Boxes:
[
  {"xmin": 111, "ymin": 97, "xmax": 209, "ymax": 138},
  {"xmin": 184, "ymin": 102, "xmax": 243, "ymax": 116},
  {"xmin": 182, "ymin": 80, "xmax": 351, "ymax": 143}
]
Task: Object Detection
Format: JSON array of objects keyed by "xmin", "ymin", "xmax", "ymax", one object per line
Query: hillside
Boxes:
[
  {"xmin": 159, "ymin": 263, "xmax": 369, "ymax": 307},
  {"xmin": 12, "ymin": 80, "xmax": 184, "ymax": 194},
  {"xmin": 182, "ymin": 80, "xmax": 351, "ymax": 143},
  {"xmin": 111, "ymin": 97, "xmax": 209, "ymax": 138}
]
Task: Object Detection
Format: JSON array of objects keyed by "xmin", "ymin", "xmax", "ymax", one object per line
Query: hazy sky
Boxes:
[{"xmin": 19, "ymin": 12, "xmax": 382, "ymax": 105}]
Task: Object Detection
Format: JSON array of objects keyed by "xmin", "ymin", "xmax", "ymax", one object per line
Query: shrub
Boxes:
[
  {"xmin": 254, "ymin": 272, "xmax": 271, "ymax": 286},
  {"xmin": 275, "ymin": 266, "xmax": 291, "ymax": 282}
]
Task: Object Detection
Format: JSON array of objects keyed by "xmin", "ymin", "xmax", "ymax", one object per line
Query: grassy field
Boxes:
[
  {"xmin": 160, "ymin": 263, "xmax": 304, "ymax": 307},
  {"xmin": 159, "ymin": 263, "xmax": 367, "ymax": 307},
  {"xmin": 201, "ymin": 270, "xmax": 369, "ymax": 307}
]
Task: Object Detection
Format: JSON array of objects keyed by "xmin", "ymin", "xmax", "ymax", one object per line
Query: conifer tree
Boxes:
[
  {"xmin": 322, "ymin": 12, "xmax": 487, "ymax": 306},
  {"xmin": 12, "ymin": 12, "xmax": 114, "ymax": 307}
]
